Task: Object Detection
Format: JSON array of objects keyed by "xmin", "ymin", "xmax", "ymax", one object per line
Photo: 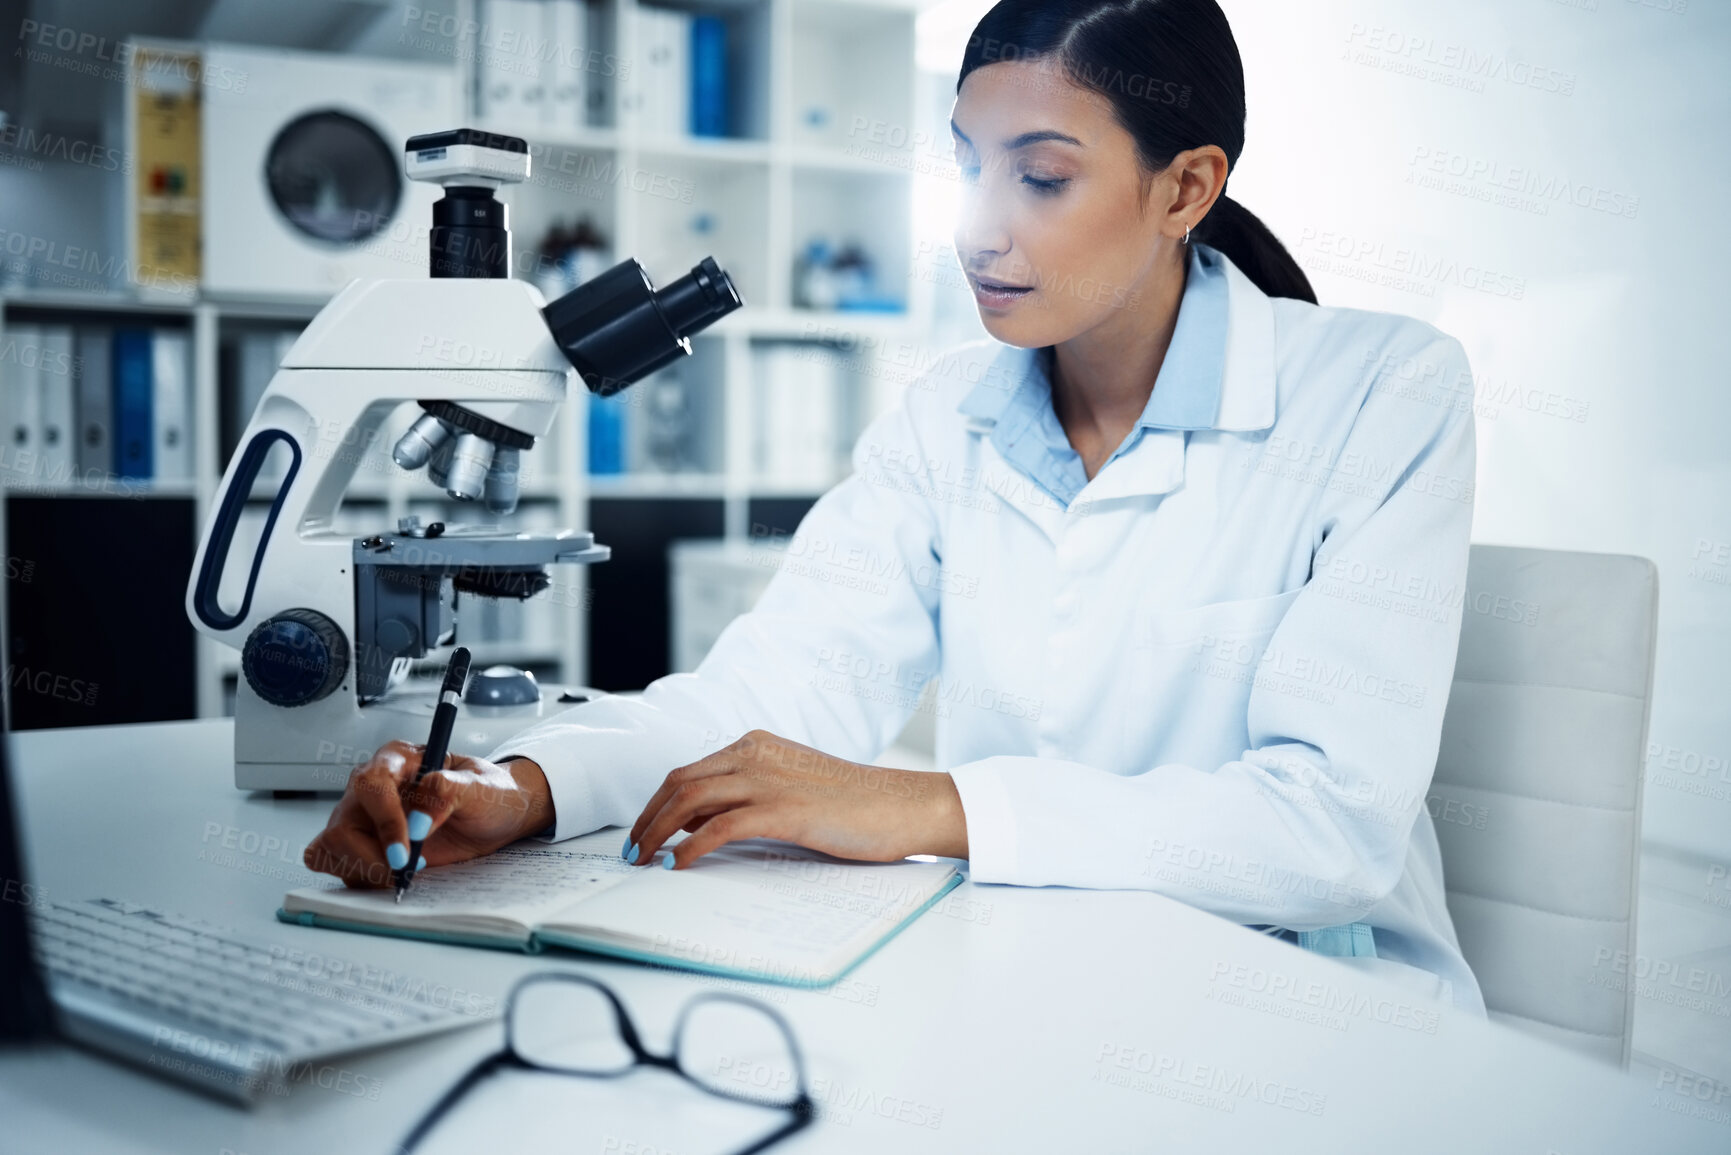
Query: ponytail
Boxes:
[{"xmin": 1194, "ymin": 194, "xmax": 1316, "ymax": 304}]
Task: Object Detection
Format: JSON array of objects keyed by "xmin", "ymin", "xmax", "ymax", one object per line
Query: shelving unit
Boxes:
[
  {"xmin": 0, "ymin": 0, "xmax": 935, "ymax": 726},
  {"xmin": 483, "ymin": 0, "xmax": 932, "ymax": 521}
]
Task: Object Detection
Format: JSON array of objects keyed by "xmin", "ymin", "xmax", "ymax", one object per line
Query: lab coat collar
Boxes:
[
  {"xmin": 1209, "ymin": 247, "xmax": 1279, "ymax": 433},
  {"xmin": 955, "ymin": 244, "xmax": 1276, "ymax": 521}
]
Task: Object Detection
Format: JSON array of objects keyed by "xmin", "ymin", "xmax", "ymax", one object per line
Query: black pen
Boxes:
[{"xmin": 395, "ymin": 646, "xmax": 472, "ymax": 902}]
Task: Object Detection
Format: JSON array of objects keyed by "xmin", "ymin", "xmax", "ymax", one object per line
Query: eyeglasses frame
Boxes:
[{"xmin": 397, "ymin": 970, "xmax": 817, "ymax": 1155}]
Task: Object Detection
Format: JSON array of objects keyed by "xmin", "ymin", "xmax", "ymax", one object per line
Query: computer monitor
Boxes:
[{"xmin": 0, "ymin": 716, "xmax": 57, "ymax": 1042}]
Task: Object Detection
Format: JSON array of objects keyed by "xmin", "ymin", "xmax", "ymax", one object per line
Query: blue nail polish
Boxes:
[
  {"xmin": 621, "ymin": 836, "xmax": 633, "ymax": 860},
  {"xmin": 416, "ymin": 855, "xmax": 427, "ymax": 871},
  {"xmin": 661, "ymin": 851, "xmax": 675, "ymax": 870},
  {"xmin": 625, "ymin": 841, "xmax": 639, "ymax": 864},
  {"xmin": 386, "ymin": 842, "xmax": 409, "ymax": 870},
  {"xmin": 407, "ymin": 811, "xmax": 432, "ymax": 841}
]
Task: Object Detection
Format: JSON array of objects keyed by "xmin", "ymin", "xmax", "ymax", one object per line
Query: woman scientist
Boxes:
[{"xmin": 305, "ymin": 0, "xmax": 1485, "ymax": 1014}]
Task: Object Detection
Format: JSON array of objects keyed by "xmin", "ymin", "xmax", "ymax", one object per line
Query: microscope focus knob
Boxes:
[{"xmin": 241, "ymin": 609, "xmax": 351, "ymax": 708}]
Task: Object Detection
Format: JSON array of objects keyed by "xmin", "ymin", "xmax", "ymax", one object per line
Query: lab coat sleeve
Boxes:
[
  {"xmin": 481, "ymin": 397, "xmax": 944, "ymax": 841},
  {"xmin": 947, "ymin": 333, "xmax": 1477, "ymax": 931}
]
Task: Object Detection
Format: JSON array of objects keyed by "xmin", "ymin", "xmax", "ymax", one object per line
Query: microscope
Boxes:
[{"xmin": 185, "ymin": 129, "xmax": 742, "ymax": 791}]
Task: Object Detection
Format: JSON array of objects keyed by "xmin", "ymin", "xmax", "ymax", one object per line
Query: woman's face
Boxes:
[{"xmin": 950, "ymin": 59, "xmax": 1194, "ymax": 349}]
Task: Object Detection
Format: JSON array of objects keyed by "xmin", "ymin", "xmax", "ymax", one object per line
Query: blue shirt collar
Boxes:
[{"xmin": 957, "ymin": 240, "xmax": 1230, "ymax": 432}]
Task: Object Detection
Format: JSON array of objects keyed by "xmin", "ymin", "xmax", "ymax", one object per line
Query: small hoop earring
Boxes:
[{"xmin": 1183, "ymin": 222, "xmax": 1191, "ymax": 245}]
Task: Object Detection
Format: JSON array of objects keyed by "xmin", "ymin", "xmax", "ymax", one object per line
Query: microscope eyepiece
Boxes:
[
  {"xmin": 543, "ymin": 256, "xmax": 743, "ymax": 397},
  {"xmin": 654, "ymin": 257, "xmax": 742, "ymax": 335}
]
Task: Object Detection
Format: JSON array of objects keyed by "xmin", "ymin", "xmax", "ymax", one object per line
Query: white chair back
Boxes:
[{"xmin": 1431, "ymin": 545, "xmax": 1658, "ymax": 1067}]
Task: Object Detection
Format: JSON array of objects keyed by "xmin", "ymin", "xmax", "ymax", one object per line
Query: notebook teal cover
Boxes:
[{"xmin": 276, "ymin": 869, "xmax": 964, "ymax": 990}]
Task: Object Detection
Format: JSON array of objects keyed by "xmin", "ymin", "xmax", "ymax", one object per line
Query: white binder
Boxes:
[
  {"xmin": 662, "ymin": 5, "xmax": 692, "ymax": 138},
  {"xmin": 481, "ymin": 0, "xmax": 550, "ymax": 126},
  {"xmin": 634, "ymin": 4, "xmax": 691, "ymax": 140},
  {"xmin": 3, "ymin": 323, "xmax": 42, "ymax": 485},
  {"xmin": 151, "ymin": 329, "xmax": 193, "ymax": 481},
  {"xmin": 75, "ymin": 327, "xmax": 113, "ymax": 476},
  {"xmin": 36, "ymin": 326, "xmax": 75, "ymax": 484},
  {"xmin": 756, "ymin": 344, "xmax": 840, "ymax": 489},
  {"xmin": 546, "ymin": 0, "xmax": 589, "ymax": 131}
]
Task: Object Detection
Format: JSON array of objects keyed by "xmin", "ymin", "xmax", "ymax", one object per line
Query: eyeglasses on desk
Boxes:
[{"xmin": 399, "ymin": 971, "xmax": 816, "ymax": 1155}]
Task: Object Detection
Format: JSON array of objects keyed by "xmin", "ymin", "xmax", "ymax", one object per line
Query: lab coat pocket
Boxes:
[
  {"xmin": 1122, "ymin": 588, "xmax": 1303, "ymax": 765},
  {"xmin": 1136, "ymin": 588, "xmax": 1304, "ymax": 650}
]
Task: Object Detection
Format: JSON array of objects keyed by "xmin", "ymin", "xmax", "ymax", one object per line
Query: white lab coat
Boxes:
[{"xmin": 488, "ymin": 252, "xmax": 1487, "ymax": 1017}]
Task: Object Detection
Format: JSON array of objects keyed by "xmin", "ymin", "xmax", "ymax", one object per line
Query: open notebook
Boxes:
[{"xmin": 278, "ymin": 827, "xmax": 964, "ymax": 988}]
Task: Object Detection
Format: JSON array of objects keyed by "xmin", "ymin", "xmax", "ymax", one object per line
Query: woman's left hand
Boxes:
[{"xmin": 624, "ymin": 729, "xmax": 969, "ymax": 869}]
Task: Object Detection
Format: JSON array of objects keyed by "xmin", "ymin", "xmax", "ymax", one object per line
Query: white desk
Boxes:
[{"xmin": 1, "ymin": 720, "xmax": 1721, "ymax": 1154}]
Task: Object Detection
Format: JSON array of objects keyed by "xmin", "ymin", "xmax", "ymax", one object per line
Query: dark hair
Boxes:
[{"xmin": 956, "ymin": 0, "xmax": 1317, "ymax": 303}]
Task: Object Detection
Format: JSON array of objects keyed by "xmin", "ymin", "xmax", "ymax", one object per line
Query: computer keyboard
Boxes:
[{"xmin": 31, "ymin": 898, "xmax": 495, "ymax": 1102}]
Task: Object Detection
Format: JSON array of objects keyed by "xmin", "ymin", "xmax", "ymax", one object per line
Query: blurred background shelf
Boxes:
[{"xmin": 0, "ymin": 0, "xmax": 975, "ymax": 727}]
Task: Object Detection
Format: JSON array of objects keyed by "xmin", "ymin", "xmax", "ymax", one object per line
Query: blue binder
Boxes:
[
  {"xmin": 587, "ymin": 394, "xmax": 625, "ymax": 474},
  {"xmin": 111, "ymin": 329, "xmax": 153, "ymax": 480},
  {"xmin": 691, "ymin": 15, "xmax": 727, "ymax": 137}
]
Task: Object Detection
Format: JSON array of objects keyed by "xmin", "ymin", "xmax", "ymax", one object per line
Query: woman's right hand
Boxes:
[{"xmin": 301, "ymin": 740, "xmax": 555, "ymax": 888}]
